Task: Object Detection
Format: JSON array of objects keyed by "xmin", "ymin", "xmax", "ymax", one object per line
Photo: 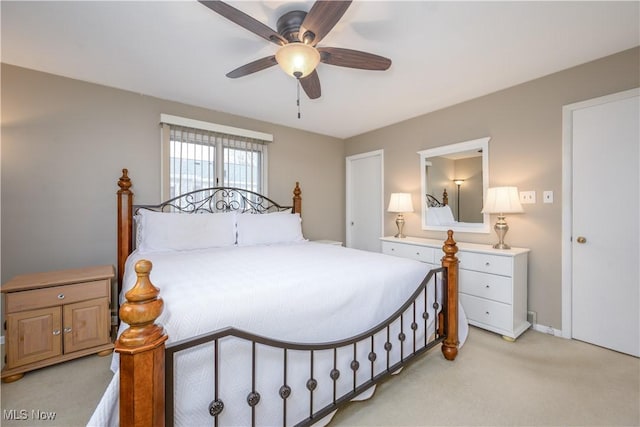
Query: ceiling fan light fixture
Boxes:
[{"xmin": 275, "ymin": 43, "xmax": 320, "ymax": 79}]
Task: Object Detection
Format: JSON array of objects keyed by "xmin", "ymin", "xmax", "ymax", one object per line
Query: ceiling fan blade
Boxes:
[
  {"xmin": 226, "ymin": 56, "xmax": 277, "ymax": 79},
  {"xmin": 318, "ymin": 47, "xmax": 392, "ymax": 71},
  {"xmin": 300, "ymin": 70, "xmax": 321, "ymax": 99},
  {"xmin": 299, "ymin": 1, "xmax": 352, "ymax": 46},
  {"xmin": 199, "ymin": 1, "xmax": 287, "ymax": 46}
]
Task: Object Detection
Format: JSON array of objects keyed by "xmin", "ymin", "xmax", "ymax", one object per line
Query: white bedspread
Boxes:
[{"xmin": 88, "ymin": 241, "xmax": 467, "ymax": 427}]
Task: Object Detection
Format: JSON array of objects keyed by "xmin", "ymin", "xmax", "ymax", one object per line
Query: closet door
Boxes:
[
  {"xmin": 346, "ymin": 150, "xmax": 383, "ymax": 252},
  {"xmin": 569, "ymin": 89, "xmax": 639, "ymax": 356}
]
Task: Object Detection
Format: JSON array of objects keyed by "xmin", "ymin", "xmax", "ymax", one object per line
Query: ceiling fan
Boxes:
[{"xmin": 198, "ymin": 0, "xmax": 392, "ymax": 100}]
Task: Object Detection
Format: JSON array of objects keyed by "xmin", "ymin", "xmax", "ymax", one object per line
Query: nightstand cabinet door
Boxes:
[
  {"xmin": 6, "ymin": 307, "xmax": 62, "ymax": 368},
  {"xmin": 63, "ymin": 297, "xmax": 111, "ymax": 353}
]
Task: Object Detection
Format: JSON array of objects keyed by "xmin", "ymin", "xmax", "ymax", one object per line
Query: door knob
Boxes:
[{"xmin": 576, "ymin": 236, "xmax": 587, "ymax": 244}]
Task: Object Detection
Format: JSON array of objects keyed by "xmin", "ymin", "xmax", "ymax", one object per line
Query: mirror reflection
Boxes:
[{"xmin": 418, "ymin": 137, "xmax": 490, "ymax": 233}]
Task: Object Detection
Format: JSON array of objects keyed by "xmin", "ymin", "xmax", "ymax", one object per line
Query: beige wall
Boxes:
[
  {"xmin": 1, "ymin": 64, "xmax": 345, "ymax": 283},
  {"xmin": 344, "ymin": 47, "xmax": 639, "ymax": 329},
  {"xmin": 3, "ymin": 47, "xmax": 639, "ymax": 331}
]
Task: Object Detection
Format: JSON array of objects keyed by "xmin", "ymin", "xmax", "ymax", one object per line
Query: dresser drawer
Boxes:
[
  {"xmin": 459, "ymin": 293, "xmax": 512, "ymax": 331},
  {"xmin": 5, "ymin": 279, "xmax": 110, "ymax": 313},
  {"xmin": 458, "ymin": 251, "xmax": 512, "ymax": 276},
  {"xmin": 382, "ymin": 241, "xmax": 435, "ymax": 264},
  {"xmin": 459, "ymin": 269, "xmax": 512, "ymax": 304}
]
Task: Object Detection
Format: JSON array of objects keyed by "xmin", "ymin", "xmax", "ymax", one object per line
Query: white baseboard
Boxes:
[{"xmin": 532, "ymin": 323, "xmax": 563, "ymax": 337}]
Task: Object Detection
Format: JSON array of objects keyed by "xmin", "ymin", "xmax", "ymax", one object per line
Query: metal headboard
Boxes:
[
  {"xmin": 427, "ymin": 189, "xmax": 449, "ymax": 207},
  {"xmin": 134, "ymin": 187, "xmax": 293, "ymax": 215},
  {"xmin": 426, "ymin": 194, "xmax": 445, "ymax": 208}
]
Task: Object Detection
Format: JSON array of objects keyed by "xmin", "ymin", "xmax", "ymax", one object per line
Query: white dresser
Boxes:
[{"xmin": 380, "ymin": 236, "xmax": 530, "ymax": 340}]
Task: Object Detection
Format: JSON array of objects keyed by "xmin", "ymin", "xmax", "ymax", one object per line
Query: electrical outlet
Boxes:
[
  {"xmin": 543, "ymin": 190, "xmax": 553, "ymax": 203},
  {"xmin": 519, "ymin": 191, "xmax": 536, "ymax": 204}
]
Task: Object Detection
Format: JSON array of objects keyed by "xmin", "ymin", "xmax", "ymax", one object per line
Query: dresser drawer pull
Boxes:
[
  {"xmin": 53, "ymin": 329, "xmax": 61, "ymax": 336},
  {"xmin": 63, "ymin": 327, "xmax": 72, "ymax": 334},
  {"xmin": 485, "ymin": 262, "xmax": 491, "ymax": 267},
  {"xmin": 57, "ymin": 293, "xmax": 65, "ymax": 300},
  {"xmin": 416, "ymin": 252, "xmax": 420, "ymax": 256},
  {"xmin": 485, "ymin": 285, "xmax": 490, "ymax": 288}
]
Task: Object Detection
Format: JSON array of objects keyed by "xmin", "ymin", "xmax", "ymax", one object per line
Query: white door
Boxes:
[
  {"xmin": 566, "ymin": 89, "xmax": 639, "ymax": 356},
  {"xmin": 346, "ymin": 150, "xmax": 383, "ymax": 251}
]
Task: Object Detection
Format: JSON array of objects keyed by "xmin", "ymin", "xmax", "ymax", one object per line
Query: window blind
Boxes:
[{"xmin": 162, "ymin": 116, "xmax": 270, "ymax": 200}]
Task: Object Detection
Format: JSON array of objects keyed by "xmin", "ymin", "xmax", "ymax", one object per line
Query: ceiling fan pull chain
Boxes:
[{"xmin": 297, "ymin": 79, "xmax": 301, "ymax": 119}]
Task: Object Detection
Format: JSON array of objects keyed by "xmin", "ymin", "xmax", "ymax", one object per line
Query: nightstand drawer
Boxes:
[
  {"xmin": 458, "ymin": 252, "xmax": 512, "ymax": 276},
  {"xmin": 5, "ymin": 279, "xmax": 109, "ymax": 313},
  {"xmin": 459, "ymin": 269, "xmax": 512, "ymax": 304},
  {"xmin": 382, "ymin": 241, "xmax": 435, "ymax": 264},
  {"xmin": 459, "ymin": 293, "xmax": 512, "ymax": 331}
]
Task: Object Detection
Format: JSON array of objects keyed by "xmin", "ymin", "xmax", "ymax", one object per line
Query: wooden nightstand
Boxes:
[{"xmin": 1, "ymin": 265, "xmax": 115, "ymax": 383}]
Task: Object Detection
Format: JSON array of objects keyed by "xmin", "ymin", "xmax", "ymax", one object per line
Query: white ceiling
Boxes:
[{"xmin": 2, "ymin": 1, "xmax": 638, "ymax": 139}]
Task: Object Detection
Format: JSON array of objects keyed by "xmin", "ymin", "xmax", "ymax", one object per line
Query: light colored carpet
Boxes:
[{"xmin": 1, "ymin": 327, "xmax": 638, "ymax": 426}]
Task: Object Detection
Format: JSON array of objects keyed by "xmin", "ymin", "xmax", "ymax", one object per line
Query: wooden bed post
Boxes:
[
  {"xmin": 441, "ymin": 230, "xmax": 459, "ymax": 361},
  {"xmin": 115, "ymin": 260, "xmax": 167, "ymax": 427},
  {"xmin": 292, "ymin": 181, "xmax": 302, "ymax": 215},
  {"xmin": 117, "ymin": 168, "xmax": 133, "ymax": 295}
]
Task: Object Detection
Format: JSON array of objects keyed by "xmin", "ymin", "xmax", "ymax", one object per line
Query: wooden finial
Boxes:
[
  {"xmin": 443, "ymin": 188, "xmax": 449, "ymax": 206},
  {"xmin": 118, "ymin": 168, "xmax": 132, "ymax": 192},
  {"xmin": 116, "ymin": 259, "xmax": 167, "ymax": 427},
  {"xmin": 442, "ymin": 229, "xmax": 458, "ymax": 261},
  {"xmin": 116, "ymin": 260, "xmax": 166, "ymax": 351},
  {"xmin": 293, "ymin": 182, "xmax": 302, "ymax": 215}
]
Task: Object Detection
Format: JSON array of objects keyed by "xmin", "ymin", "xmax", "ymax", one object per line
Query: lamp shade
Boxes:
[
  {"xmin": 482, "ymin": 187, "xmax": 524, "ymax": 214},
  {"xmin": 388, "ymin": 193, "xmax": 414, "ymax": 213},
  {"xmin": 275, "ymin": 43, "xmax": 321, "ymax": 79}
]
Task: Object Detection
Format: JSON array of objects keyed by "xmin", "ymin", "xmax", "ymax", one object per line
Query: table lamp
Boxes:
[
  {"xmin": 481, "ymin": 186, "xmax": 523, "ymax": 249},
  {"xmin": 388, "ymin": 193, "xmax": 414, "ymax": 238}
]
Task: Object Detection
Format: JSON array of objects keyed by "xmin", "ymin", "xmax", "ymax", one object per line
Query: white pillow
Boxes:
[
  {"xmin": 426, "ymin": 206, "xmax": 456, "ymax": 225},
  {"xmin": 426, "ymin": 207, "xmax": 442, "ymax": 225},
  {"xmin": 236, "ymin": 212, "xmax": 304, "ymax": 246},
  {"xmin": 137, "ymin": 210, "xmax": 237, "ymax": 252},
  {"xmin": 434, "ymin": 205, "xmax": 456, "ymax": 224}
]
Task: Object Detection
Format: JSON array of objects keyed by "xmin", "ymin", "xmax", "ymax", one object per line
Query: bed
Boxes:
[{"xmin": 89, "ymin": 169, "xmax": 463, "ymax": 427}]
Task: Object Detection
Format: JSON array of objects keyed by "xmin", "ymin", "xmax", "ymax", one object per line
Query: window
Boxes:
[{"xmin": 161, "ymin": 114, "xmax": 271, "ymax": 200}]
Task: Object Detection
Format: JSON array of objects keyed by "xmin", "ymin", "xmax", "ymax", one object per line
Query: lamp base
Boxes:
[
  {"xmin": 492, "ymin": 215, "xmax": 511, "ymax": 250},
  {"xmin": 492, "ymin": 242, "xmax": 511, "ymax": 250},
  {"xmin": 394, "ymin": 214, "xmax": 406, "ymax": 238}
]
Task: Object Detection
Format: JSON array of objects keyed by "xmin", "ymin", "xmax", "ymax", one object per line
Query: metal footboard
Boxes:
[{"xmin": 165, "ymin": 267, "xmax": 447, "ymax": 427}]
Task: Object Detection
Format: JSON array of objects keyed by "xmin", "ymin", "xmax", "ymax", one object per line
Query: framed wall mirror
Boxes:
[{"xmin": 418, "ymin": 137, "xmax": 490, "ymax": 233}]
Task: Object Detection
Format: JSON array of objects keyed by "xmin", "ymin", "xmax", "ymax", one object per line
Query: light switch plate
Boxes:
[{"xmin": 520, "ymin": 191, "xmax": 536, "ymax": 204}]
